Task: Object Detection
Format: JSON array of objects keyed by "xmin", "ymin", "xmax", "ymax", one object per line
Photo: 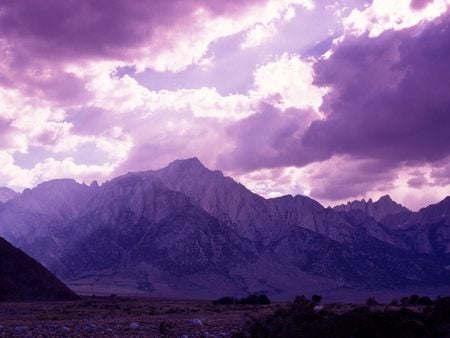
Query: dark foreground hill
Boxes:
[{"xmin": 0, "ymin": 237, "xmax": 78, "ymax": 301}]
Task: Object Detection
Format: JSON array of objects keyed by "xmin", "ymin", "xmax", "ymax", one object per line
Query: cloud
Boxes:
[
  {"xmin": 343, "ymin": 0, "xmax": 450, "ymax": 37},
  {"xmin": 411, "ymin": 0, "xmax": 436, "ymax": 10},
  {"xmin": 251, "ymin": 53, "xmax": 327, "ymax": 111},
  {"xmin": 0, "ymin": 0, "xmax": 313, "ymax": 105},
  {"xmin": 218, "ymin": 102, "xmax": 326, "ymax": 171},
  {"xmin": 307, "ymin": 156, "xmax": 398, "ymax": 201},
  {"xmin": 305, "ymin": 13, "xmax": 450, "ymax": 166}
]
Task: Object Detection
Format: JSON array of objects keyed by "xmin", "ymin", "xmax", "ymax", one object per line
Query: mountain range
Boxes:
[{"xmin": 0, "ymin": 158, "xmax": 449, "ymax": 299}]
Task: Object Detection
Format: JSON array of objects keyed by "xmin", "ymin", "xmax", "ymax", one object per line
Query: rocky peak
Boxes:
[
  {"xmin": 334, "ymin": 195, "xmax": 409, "ymax": 221},
  {"xmin": 0, "ymin": 187, "xmax": 18, "ymax": 203},
  {"xmin": 9, "ymin": 179, "xmax": 95, "ymax": 219},
  {"xmin": 164, "ymin": 157, "xmax": 210, "ymax": 176}
]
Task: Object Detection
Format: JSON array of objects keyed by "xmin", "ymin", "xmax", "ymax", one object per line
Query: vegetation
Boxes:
[
  {"xmin": 213, "ymin": 294, "xmax": 271, "ymax": 305},
  {"xmin": 235, "ymin": 295, "xmax": 450, "ymax": 338}
]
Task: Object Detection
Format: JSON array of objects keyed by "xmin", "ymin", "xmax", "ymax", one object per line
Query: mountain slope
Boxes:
[
  {"xmin": 0, "ymin": 237, "xmax": 78, "ymax": 301},
  {"xmin": 387, "ymin": 197, "xmax": 450, "ymax": 264},
  {"xmin": 0, "ymin": 187, "xmax": 18, "ymax": 203}
]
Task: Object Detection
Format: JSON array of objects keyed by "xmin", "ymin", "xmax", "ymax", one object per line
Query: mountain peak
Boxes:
[
  {"xmin": 377, "ymin": 194, "xmax": 393, "ymax": 202},
  {"xmin": 167, "ymin": 157, "xmax": 205, "ymax": 170},
  {"xmin": 334, "ymin": 194, "xmax": 409, "ymax": 221}
]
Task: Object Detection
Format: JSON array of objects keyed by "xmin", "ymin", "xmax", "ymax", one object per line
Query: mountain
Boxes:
[
  {"xmin": 385, "ymin": 197, "xmax": 450, "ymax": 264},
  {"xmin": 0, "ymin": 236, "xmax": 78, "ymax": 301},
  {"xmin": 0, "ymin": 187, "xmax": 18, "ymax": 203},
  {"xmin": 333, "ymin": 195, "xmax": 410, "ymax": 221},
  {"xmin": 0, "ymin": 158, "xmax": 449, "ymax": 299}
]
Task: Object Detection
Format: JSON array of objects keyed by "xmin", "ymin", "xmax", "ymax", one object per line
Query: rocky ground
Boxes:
[{"xmin": 0, "ymin": 296, "xmax": 280, "ymax": 337}]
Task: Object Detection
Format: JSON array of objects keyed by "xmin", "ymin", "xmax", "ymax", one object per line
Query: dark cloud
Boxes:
[
  {"xmin": 431, "ymin": 157, "xmax": 450, "ymax": 186},
  {"xmin": 0, "ymin": 0, "xmax": 267, "ymax": 102},
  {"xmin": 0, "ymin": 0, "xmax": 264, "ymax": 62},
  {"xmin": 309, "ymin": 158, "xmax": 397, "ymax": 201},
  {"xmin": 218, "ymin": 103, "xmax": 329, "ymax": 172},
  {"xmin": 305, "ymin": 15, "xmax": 450, "ymax": 165},
  {"xmin": 407, "ymin": 176, "xmax": 428, "ymax": 188}
]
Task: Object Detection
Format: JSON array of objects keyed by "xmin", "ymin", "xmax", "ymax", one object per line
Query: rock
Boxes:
[
  {"xmin": 83, "ymin": 323, "xmax": 97, "ymax": 332},
  {"xmin": 313, "ymin": 305, "xmax": 324, "ymax": 312},
  {"xmin": 129, "ymin": 322, "xmax": 139, "ymax": 330},
  {"xmin": 61, "ymin": 326, "xmax": 70, "ymax": 333},
  {"xmin": 189, "ymin": 319, "xmax": 203, "ymax": 326},
  {"xmin": 15, "ymin": 326, "xmax": 29, "ymax": 333}
]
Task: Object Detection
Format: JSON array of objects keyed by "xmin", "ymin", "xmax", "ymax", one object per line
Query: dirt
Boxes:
[{"xmin": 0, "ymin": 296, "xmax": 282, "ymax": 337}]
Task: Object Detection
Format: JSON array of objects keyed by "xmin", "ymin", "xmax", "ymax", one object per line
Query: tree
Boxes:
[
  {"xmin": 400, "ymin": 296, "xmax": 410, "ymax": 307},
  {"xmin": 417, "ymin": 296, "xmax": 433, "ymax": 306},
  {"xmin": 312, "ymin": 294, "xmax": 322, "ymax": 304},
  {"xmin": 366, "ymin": 297, "xmax": 378, "ymax": 306},
  {"xmin": 258, "ymin": 294, "xmax": 271, "ymax": 305},
  {"xmin": 410, "ymin": 294, "xmax": 419, "ymax": 305}
]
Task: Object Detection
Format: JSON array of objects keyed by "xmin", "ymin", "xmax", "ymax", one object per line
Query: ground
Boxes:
[{"xmin": 0, "ymin": 296, "xmax": 281, "ymax": 337}]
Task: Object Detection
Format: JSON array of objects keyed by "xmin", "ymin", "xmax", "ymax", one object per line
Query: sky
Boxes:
[{"xmin": 0, "ymin": 0, "xmax": 450, "ymax": 210}]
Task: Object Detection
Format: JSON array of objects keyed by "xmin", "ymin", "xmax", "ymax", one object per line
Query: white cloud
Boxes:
[
  {"xmin": 343, "ymin": 0, "xmax": 450, "ymax": 37},
  {"xmin": 251, "ymin": 53, "xmax": 327, "ymax": 112}
]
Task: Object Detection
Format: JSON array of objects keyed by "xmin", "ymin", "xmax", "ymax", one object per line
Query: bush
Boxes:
[
  {"xmin": 366, "ymin": 297, "xmax": 378, "ymax": 306},
  {"xmin": 239, "ymin": 296, "xmax": 450, "ymax": 338},
  {"xmin": 212, "ymin": 296, "xmax": 236, "ymax": 305},
  {"xmin": 417, "ymin": 296, "xmax": 434, "ymax": 306},
  {"xmin": 400, "ymin": 296, "xmax": 410, "ymax": 306},
  {"xmin": 312, "ymin": 294, "xmax": 322, "ymax": 304},
  {"xmin": 239, "ymin": 294, "xmax": 271, "ymax": 305},
  {"xmin": 390, "ymin": 299, "xmax": 399, "ymax": 306},
  {"xmin": 258, "ymin": 294, "xmax": 271, "ymax": 305},
  {"xmin": 213, "ymin": 294, "xmax": 271, "ymax": 306},
  {"xmin": 410, "ymin": 294, "xmax": 419, "ymax": 305}
]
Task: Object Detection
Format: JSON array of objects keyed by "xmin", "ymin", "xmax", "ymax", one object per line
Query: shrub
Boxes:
[
  {"xmin": 410, "ymin": 294, "xmax": 419, "ymax": 305},
  {"xmin": 417, "ymin": 296, "xmax": 434, "ymax": 306},
  {"xmin": 366, "ymin": 297, "xmax": 378, "ymax": 306},
  {"xmin": 239, "ymin": 294, "xmax": 271, "ymax": 305},
  {"xmin": 400, "ymin": 296, "xmax": 410, "ymax": 307},
  {"xmin": 312, "ymin": 294, "xmax": 322, "ymax": 304},
  {"xmin": 258, "ymin": 294, "xmax": 271, "ymax": 305},
  {"xmin": 213, "ymin": 294, "xmax": 271, "ymax": 305},
  {"xmin": 212, "ymin": 296, "xmax": 236, "ymax": 305}
]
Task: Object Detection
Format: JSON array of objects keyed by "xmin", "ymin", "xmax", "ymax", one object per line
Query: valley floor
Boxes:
[{"xmin": 0, "ymin": 296, "xmax": 279, "ymax": 337}]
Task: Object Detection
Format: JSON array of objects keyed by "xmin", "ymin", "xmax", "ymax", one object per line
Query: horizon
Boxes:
[{"xmin": 1, "ymin": 0, "xmax": 450, "ymax": 211}]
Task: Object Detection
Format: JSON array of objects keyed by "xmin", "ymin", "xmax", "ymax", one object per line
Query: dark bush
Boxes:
[
  {"xmin": 212, "ymin": 296, "xmax": 236, "ymax": 305},
  {"xmin": 239, "ymin": 296, "xmax": 450, "ymax": 338},
  {"xmin": 366, "ymin": 297, "xmax": 378, "ymax": 306},
  {"xmin": 410, "ymin": 294, "xmax": 419, "ymax": 305},
  {"xmin": 312, "ymin": 294, "xmax": 322, "ymax": 304},
  {"xmin": 417, "ymin": 296, "xmax": 434, "ymax": 306},
  {"xmin": 213, "ymin": 294, "xmax": 271, "ymax": 306},
  {"xmin": 258, "ymin": 294, "xmax": 271, "ymax": 305},
  {"xmin": 390, "ymin": 299, "xmax": 399, "ymax": 306},
  {"xmin": 239, "ymin": 294, "xmax": 271, "ymax": 305},
  {"xmin": 400, "ymin": 296, "xmax": 410, "ymax": 306}
]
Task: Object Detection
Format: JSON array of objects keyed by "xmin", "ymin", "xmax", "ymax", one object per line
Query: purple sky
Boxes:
[{"xmin": 0, "ymin": 0, "xmax": 450, "ymax": 210}]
